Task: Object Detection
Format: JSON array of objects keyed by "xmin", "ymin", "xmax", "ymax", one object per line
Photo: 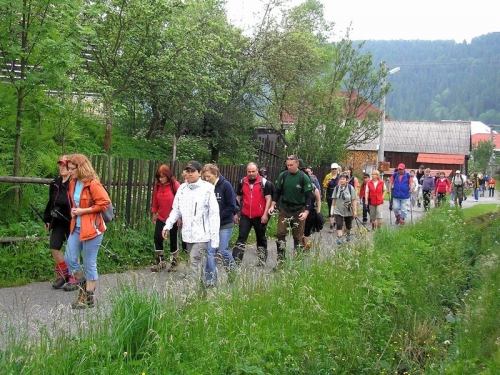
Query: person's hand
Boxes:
[
  {"xmin": 298, "ymin": 211, "xmax": 309, "ymax": 221},
  {"xmin": 234, "ymin": 214, "xmax": 239, "ymax": 224},
  {"xmin": 152, "ymin": 213, "xmax": 158, "ymax": 224},
  {"xmin": 44, "ymin": 223, "xmax": 50, "ymax": 231},
  {"xmin": 389, "ymin": 202, "xmax": 393, "ymax": 211},
  {"xmin": 261, "ymin": 213, "xmax": 269, "ymax": 224},
  {"xmin": 268, "ymin": 205, "xmax": 276, "ymax": 215},
  {"xmin": 162, "ymin": 230, "xmax": 168, "ymax": 239}
]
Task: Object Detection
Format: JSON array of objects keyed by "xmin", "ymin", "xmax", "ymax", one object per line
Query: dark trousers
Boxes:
[
  {"xmin": 361, "ymin": 197, "xmax": 369, "ymax": 222},
  {"xmin": 423, "ymin": 190, "xmax": 432, "ymax": 211},
  {"xmin": 154, "ymin": 219, "xmax": 179, "ymax": 254},
  {"xmin": 232, "ymin": 214, "xmax": 268, "ymax": 263}
]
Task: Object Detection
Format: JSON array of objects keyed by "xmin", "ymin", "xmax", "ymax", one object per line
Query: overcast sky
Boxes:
[{"xmin": 225, "ymin": 0, "xmax": 499, "ymax": 43}]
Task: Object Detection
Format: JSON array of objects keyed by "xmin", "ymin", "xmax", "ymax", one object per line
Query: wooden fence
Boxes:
[{"xmin": 1, "ymin": 155, "xmax": 331, "ymax": 233}]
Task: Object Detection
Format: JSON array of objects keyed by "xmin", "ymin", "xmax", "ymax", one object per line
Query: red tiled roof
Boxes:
[
  {"xmin": 383, "ymin": 168, "xmax": 453, "ymax": 177},
  {"xmin": 416, "ymin": 153, "xmax": 465, "ymax": 164},
  {"xmin": 471, "ymin": 133, "xmax": 500, "ymax": 150}
]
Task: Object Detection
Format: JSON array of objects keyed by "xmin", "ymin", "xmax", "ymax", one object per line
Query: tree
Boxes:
[
  {"xmin": 80, "ymin": 0, "xmax": 179, "ymax": 154},
  {"xmin": 470, "ymin": 140, "xmax": 494, "ymax": 174},
  {"xmin": 0, "ymin": 0, "xmax": 82, "ymax": 177}
]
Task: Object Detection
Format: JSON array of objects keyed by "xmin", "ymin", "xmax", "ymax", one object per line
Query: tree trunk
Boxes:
[
  {"xmin": 104, "ymin": 100, "xmax": 113, "ymax": 154},
  {"xmin": 145, "ymin": 102, "xmax": 161, "ymax": 139}
]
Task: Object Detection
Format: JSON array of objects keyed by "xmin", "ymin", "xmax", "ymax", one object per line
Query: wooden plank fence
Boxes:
[{"xmin": 1, "ymin": 154, "xmax": 331, "ymax": 236}]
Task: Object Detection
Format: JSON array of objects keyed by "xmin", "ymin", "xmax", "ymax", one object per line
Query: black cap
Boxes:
[{"xmin": 184, "ymin": 161, "xmax": 202, "ymax": 172}]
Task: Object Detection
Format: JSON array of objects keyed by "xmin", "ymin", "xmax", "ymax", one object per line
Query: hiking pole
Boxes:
[{"xmin": 30, "ymin": 203, "xmax": 45, "ymax": 223}]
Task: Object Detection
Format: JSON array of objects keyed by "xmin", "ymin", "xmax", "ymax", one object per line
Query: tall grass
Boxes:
[{"xmin": 1, "ymin": 206, "xmax": 499, "ymax": 374}]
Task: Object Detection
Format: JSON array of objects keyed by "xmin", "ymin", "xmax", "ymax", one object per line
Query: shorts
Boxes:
[
  {"xmin": 369, "ymin": 204, "xmax": 383, "ymax": 220},
  {"xmin": 49, "ymin": 223, "xmax": 70, "ymax": 250}
]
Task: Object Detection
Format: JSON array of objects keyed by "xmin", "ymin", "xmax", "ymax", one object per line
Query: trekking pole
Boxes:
[{"xmin": 30, "ymin": 203, "xmax": 45, "ymax": 223}]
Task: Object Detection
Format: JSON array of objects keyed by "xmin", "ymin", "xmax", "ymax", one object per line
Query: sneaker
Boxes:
[
  {"xmin": 346, "ymin": 234, "xmax": 354, "ymax": 241},
  {"xmin": 395, "ymin": 215, "xmax": 401, "ymax": 225},
  {"xmin": 63, "ymin": 276, "xmax": 79, "ymax": 291},
  {"xmin": 329, "ymin": 224, "xmax": 334, "ymax": 233},
  {"xmin": 52, "ymin": 277, "xmax": 66, "ymax": 289},
  {"xmin": 336, "ymin": 237, "xmax": 343, "ymax": 245},
  {"xmin": 151, "ymin": 261, "xmax": 167, "ymax": 272}
]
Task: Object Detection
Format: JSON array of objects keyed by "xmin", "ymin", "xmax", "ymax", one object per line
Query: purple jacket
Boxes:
[{"xmin": 420, "ymin": 175, "xmax": 435, "ymax": 191}]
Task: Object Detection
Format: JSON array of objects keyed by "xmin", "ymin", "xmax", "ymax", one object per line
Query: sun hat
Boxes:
[{"xmin": 331, "ymin": 163, "xmax": 340, "ymax": 169}]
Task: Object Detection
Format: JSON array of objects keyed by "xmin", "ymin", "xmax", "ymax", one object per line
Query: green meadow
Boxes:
[{"xmin": 1, "ymin": 205, "xmax": 499, "ymax": 374}]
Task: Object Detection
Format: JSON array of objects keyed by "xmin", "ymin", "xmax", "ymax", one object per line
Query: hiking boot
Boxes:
[
  {"xmin": 167, "ymin": 259, "xmax": 178, "ymax": 273},
  {"xmin": 151, "ymin": 261, "xmax": 167, "ymax": 272},
  {"xmin": 52, "ymin": 277, "xmax": 66, "ymax": 289},
  {"xmin": 395, "ymin": 215, "xmax": 401, "ymax": 225},
  {"xmin": 72, "ymin": 268, "xmax": 85, "ymax": 280},
  {"xmin": 63, "ymin": 276, "xmax": 79, "ymax": 291},
  {"xmin": 346, "ymin": 234, "xmax": 354, "ymax": 241},
  {"xmin": 336, "ymin": 237, "xmax": 343, "ymax": 245},
  {"xmin": 71, "ymin": 290, "xmax": 95, "ymax": 309}
]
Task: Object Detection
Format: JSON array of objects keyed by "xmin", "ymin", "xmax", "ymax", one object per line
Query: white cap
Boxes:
[
  {"xmin": 331, "ymin": 163, "xmax": 340, "ymax": 169},
  {"xmin": 456, "ymin": 170, "xmax": 461, "ymax": 174}
]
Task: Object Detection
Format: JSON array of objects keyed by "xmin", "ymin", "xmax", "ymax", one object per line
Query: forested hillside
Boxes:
[{"xmin": 357, "ymin": 32, "xmax": 500, "ymax": 123}]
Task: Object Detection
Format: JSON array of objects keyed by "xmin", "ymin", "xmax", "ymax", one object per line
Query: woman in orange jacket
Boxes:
[{"xmin": 64, "ymin": 154, "xmax": 110, "ymax": 309}]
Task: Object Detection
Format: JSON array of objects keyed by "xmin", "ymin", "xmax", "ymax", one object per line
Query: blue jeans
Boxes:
[
  {"xmin": 393, "ymin": 198, "xmax": 410, "ymax": 221},
  {"xmin": 205, "ymin": 226, "xmax": 235, "ymax": 285},
  {"xmin": 64, "ymin": 227, "xmax": 103, "ymax": 281},
  {"xmin": 474, "ymin": 188, "xmax": 479, "ymax": 201}
]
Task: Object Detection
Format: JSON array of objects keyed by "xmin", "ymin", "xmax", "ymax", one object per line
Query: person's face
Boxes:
[
  {"xmin": 59, "ymin": 163, "xmax": 70, "ymax": 177},
  {"xmin": 158, "ymin": 174, "xmax": 168, "ymax": 184},
  {"xmin": 440, "ymin": 173, "xmax": 445, "ymax": 178},
  {"xmin": 67, "ymin": 163, "xmax": 78, "ymax": 179},
  {"xmin": 425, "ymin": 171, "xmax": 430, "ymax": 176},
  {"xmin": 185, "ymin": 169, "xmax": 200, "ymax": 183},
  {"xmin": 331, "ymin": 168, "xmax": 338, "ymax": 174},
  {"xmin": 338, "ymin": 176, "xmax": 347, "ymax": 185},
  {"xmin": 304, "ymin": 168, "xmax": 312, "ymax": 176},
  {"xmin": 371, "ymin": 173, "xmax": 379, "ymax": 180},
  {"xmin": 345, "ymin": 169, "xmax": 351, "ymax": 176},
  {"xmin": 398, "ymin": 168, "xmax": 404, "ymax": 175},
  {"xmin": 203, "ymin": 171, "xmax": 217, "ymax": 185},
  {"xmin": 246, "ymin": 166, "xmax": 259, "ymax": 180},
  {"xmin": 363, "ymin": 176, "xmax": 369, "ymax": 182},
  {"xmin": 286, "ymin": 159, "xmax": 299, "ymax": 173},
  {"xmin": 410, "ymin": 171, "xmax": 415, "ymax": 177}
]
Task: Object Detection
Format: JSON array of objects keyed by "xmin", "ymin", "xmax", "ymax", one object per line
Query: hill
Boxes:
[{"xmin": 356, "ymin": 32, "xmax": 500, "ymax": 123}]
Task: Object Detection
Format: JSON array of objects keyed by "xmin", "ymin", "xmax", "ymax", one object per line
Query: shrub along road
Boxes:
[{"xmin": 0, "ymin": 192, "xmax": 498, "ymax": 345}]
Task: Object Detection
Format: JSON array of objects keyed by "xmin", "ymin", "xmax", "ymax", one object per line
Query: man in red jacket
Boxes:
[{"xmin": 232, "ymin": 162, "xmax": 274, "ymax": 267}]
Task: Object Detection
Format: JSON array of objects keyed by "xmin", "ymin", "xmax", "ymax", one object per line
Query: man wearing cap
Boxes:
[
  {"xmin": 162, "ymin": 161, "xmax": 220, "ymax": 286},
  {"xmin": 322, "ymin": 163, "xmax": 341, "ymax": 232},
  {"xmin": 389, "ymin": 163, "xmax": 414, "ymax": 225},
  {"xmin": 451, "ymin": 170, "xmax": 466, "ymax": 207}
]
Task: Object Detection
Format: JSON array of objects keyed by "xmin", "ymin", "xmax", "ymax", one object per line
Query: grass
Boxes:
[{"xmin": 1, "ymin": 206, "xmax": 499, "ymax": 374}]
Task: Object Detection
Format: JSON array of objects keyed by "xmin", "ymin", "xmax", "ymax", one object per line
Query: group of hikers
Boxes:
[{"xmin": 43, "ymin": 154, "xmax": 496, "ymax": 307}]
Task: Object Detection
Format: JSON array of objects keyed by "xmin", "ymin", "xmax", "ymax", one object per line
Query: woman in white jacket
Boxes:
[{"xmin": 162, "ymin": 161, "xmax": 220, "ymax": 285}]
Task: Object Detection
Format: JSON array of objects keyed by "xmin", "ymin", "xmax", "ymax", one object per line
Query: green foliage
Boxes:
[
  {"xmin": 1, "ymin": 206, "xmax": 499, "ymax": 373},
  {"xmin": 359, "ymin": 33, "xmax": 500, "ymax": 122},
  {"xmin": 470, "ymin": 140, "xmax": 494, "ymax": 174}
]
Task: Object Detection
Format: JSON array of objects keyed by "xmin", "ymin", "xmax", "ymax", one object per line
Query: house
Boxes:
[
  {"xmin": 470, "ymin": 121, "xmax": 500, "ymax": 151},
  {"xmin": 348, "ymin": 121, "xmax": 471, "ymax": 177}
]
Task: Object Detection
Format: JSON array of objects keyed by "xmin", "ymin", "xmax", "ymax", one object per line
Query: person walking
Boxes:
[
  {"xmin": 43, "ymin": 156, "xmax": 78, "ymax": 291},
  {"xmin": 420, "ymin": 168, "xmax": 435, "ymax": 211},
  {"xmin": 232, "ymin": 162, "xmax": 273, "ymax": 267},
  {"xmin": 162, "ymin": 161, "xmax": 220, "ymax": 287},
  {"xmin": 304, "ymin": 166, "xmax": 322, "ymax": 197},
  {"xmin": 434, "ymin": 171, "xmax": 451, "ymax": 207},
  {"xmin": 64, "ymin": 154, "xmax": 111, "ymax": 309},
  {"xmin": 303, "ymin": 169, "xmax": 323, "ymax": 248},
  {"xmin": 322, "ymin": 163, "xmax": 340, "ymax": 233},
  {"xmin": 471, "ymin": 172, "xmax": 480, "ymax": 201},
  {"xmin": 488, "ymin": 176, "xmax": 496, "ymax": 197},
  {"xmin": 416, "ymin": 165, "xmax": 425, "ymax": 208},
  {"xmin": 365, "ymin": 170, "xmax": 385, "ymax": 230},
  {"xmin": 409, "ymin": 169, "xmax": 420, "ymax": 208},
  {"xmin": 331, "ymin": 173, "xmax": 358, "ymax": 244},
  {"xmin": 202, "ymin": 163, "xmax": 238, "ymax": 286},
  {"xmin": 359, "ymin": 173, "xmax": 370, "ymax": 224},
  {"xmin": 451, "ymin": 170, "xmax": 466, "ymax": 207},
  {"xmin": 389, "ymin": 163, "xmax": 414, "ymax": 225},
  {"xmin": 268, "ymin": 155, "xmax": 313, "ymax": 264},
  {"xmin": 151, "ymin": 164, "xmax": 181, "ymax": 272}
]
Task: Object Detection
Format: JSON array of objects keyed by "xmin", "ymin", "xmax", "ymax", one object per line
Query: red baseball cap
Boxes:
[
  {"xmin": 57, "ymin": 156, "xmax": 68, "ymax": 165},
  {"xmin": 397, "ymin": 163, "xmax": 405, "ymax": 169}
]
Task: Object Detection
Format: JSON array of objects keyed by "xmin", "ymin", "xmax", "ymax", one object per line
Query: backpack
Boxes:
[
  {"xmin": 89, "ymin": 181, "xmax": 115, "ymax": 223},
  {"xmin": 452, "ymin": 176, "xmax": 464, "ymax": 186},
  {"xmin": 332, "ymin": 184, "xmax": 354, "ymax": 199},
  {"xmin": 240, "ymin": 176, "xmax": 268, "ymax": 196},
  {"xmin": 279, "ymin": 170, "xmax": 306, "ymax": 189},
  {"xmin": 391, "ymin": 172, "xmax": 412, "ymax": 188}
]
